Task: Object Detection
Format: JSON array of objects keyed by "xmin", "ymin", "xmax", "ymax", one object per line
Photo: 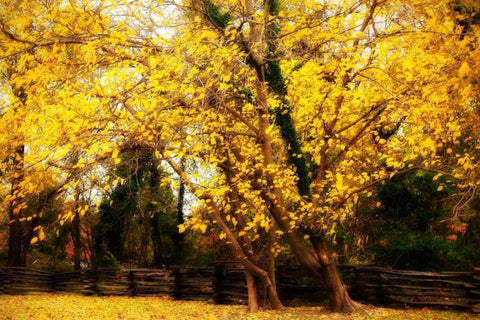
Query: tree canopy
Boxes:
[{"xmin": 1, "ymin": 0, "xmax": 479, "ymax": 313}]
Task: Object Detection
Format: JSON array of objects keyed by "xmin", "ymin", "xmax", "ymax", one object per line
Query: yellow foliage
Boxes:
[
  {"xmin": 0, "ymin": 294, "xmax": 473, "ymax": 320},
  {"xmin": 0, "ymin": 0, "xmax": 479, "ymax": 266}
]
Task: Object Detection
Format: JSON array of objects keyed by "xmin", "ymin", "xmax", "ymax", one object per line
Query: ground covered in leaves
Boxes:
[{"xmin": 0, "ymin": 294, "xmax": 478, "ymax": 320}]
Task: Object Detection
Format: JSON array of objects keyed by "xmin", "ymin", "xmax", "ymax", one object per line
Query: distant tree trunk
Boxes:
[
  {"xmin": 176, "ymin": 160, "xmax": 185, "ymax": 238},
  {"xmin": 172, "ymin": 157, "xmax": 186, "ymax": 264},
  {"xmin": 140, "ymin": 210, "xmax": 150, "ymax": 266},
  {"xmin": 92, "ymin": 224, "xmax": 106, "ymax": 267},
  {"xmin": 151, "ymin": 212, "xmax": 163, "ymax": 266},
  {"xmin": 8, "ymin": 145, "xmax": 25, "ymax": 267},
  {"xmin": 72, "ymin": 204, "xmax": 81, "ymax": 271},
  {"xmin": 7, "ymin": 215, "xmax": 23, "ymax": 267}
]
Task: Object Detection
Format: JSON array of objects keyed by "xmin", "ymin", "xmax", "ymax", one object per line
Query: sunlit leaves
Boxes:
[{"xmin": 0, "ymin": 294, "xmax": 474, "ymax": 320}]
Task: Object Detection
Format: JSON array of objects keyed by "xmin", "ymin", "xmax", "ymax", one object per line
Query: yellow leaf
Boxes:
[
  {"xmin": 39, "ymin": 229, "xmax": 45, "ymax": 241},
  {"xmin": 458, "ymin": 61, "xmax": 470, "ymax": 78},
  {"xmin": 178, "ymin": 224, "xmax": 186, "ymax": 233},
  {"xmin": 437, "ymin": 185, "xmax": 444, "ymax": 191},
  {"xmin": 31, "ymin": 237, "xmax": 38, "ymax": 244}
]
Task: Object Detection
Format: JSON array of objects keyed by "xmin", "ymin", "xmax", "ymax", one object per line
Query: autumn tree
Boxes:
[
  {"xmin": 1, "ymin": 0, "xmax": 480, "ymax": 314},
  {"xmin": 157, "ymin": 0, "xmax": 480, "ymax": 311}
]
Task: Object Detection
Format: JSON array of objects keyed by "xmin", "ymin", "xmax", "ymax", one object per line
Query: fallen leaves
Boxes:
[{"xmin": 0, "ymin": 294, "xmax": 477, "ymax": 320}]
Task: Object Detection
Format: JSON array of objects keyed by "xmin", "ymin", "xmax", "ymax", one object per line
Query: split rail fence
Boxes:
[{"xmin": 0, "ymin": 265, "xmax": 479, "ymax": 313}]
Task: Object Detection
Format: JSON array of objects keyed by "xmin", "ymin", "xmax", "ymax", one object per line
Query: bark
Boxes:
[
  {"xmin": 311, "ymin": 236, "xmax": 360, "ymax": 312},
  {"xmin": 267, "ymin": 227, "xmax": 277, "ymax": 290},
  {"xmin": 245, "ymin": 270, "xmax": 259, "ymax": 312}
]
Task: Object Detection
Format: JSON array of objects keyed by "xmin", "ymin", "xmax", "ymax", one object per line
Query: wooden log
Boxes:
[
  {"xmin": 469, "ymin": 290, "xmax": 480, "ymax": 299},
  {"xmin": 471, "ymin": 303, "xmax": 480, "ymax": 313},
  {"xmin": 357, "ymin": 266, "xmax": 471, "ymax": 278},
  {"xmin": 374, "ymin": 274, "xmax": 475, "ymax": 289},
  {"xmin": 382, "ymin": 287, "xmax": 467, "ymax": 298},
  {"xmin": 386, "ymin": 295, "xmax": 470, "ymax": 309}
]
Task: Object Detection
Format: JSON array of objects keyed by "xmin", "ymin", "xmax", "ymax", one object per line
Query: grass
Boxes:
[{"xmin": 0, "ymin": 294, "xmax": 478, "ymax": 320}]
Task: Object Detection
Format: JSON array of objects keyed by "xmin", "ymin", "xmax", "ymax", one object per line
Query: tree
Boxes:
[
  {"xmin": 94, "ymin": 147, "xmax": 177, "ymax": 267},
  {"xmin": 158, "ymin": 0, "xmax": 478, "ymax": 311},
  {"xmin": 1, "ymin": 0, "xmax": 479, "ymax": 314}
]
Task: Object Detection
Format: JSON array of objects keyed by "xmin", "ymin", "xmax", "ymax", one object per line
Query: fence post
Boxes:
[
  {"xmin": 5, "ymin": 268, "xmax": 12, "ymax": 294},
  {"xmin": 173, "ymin": 267, "xmax": 180, "ymax": 300},
  {"xmin": 83, "ymin": 269, "xmax": 98, "ymax": 295},
  {"xmin": 127, "ymin": 270, "xmax": 135, "ymax": 297},
  {"xmin": 471, "ymin": 267, "xmax": 480, "ymax": 313},
  {"xmin": 0, "ymin": 268, "xmax": 3, "ymax": 295},
  {"xmin": 51, "ymin": 271, "xmax": 57, "ymax": 293},
  {"xmin": 213, "ymin": 264, "xmax": 224, "ymax": 304},
  {"xmin": 351, "ymin": 265, "xmax": 358, "ymax": 298}
]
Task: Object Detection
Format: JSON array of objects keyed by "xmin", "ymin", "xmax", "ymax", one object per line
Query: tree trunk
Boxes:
[
  {"xmin": 7, "ymin": 216, "xmax": 23, "ymax": 267},
  {"xmin": 151, "ymin": 213, "xmax": 163, "ymax": 266},
  {"xmin": 140, "ymin": 211, "xmax": 150, "ymax": 267},
  {"xmin": 311, "ymin": 236, "xmax": 360, "ymax": 312},
  {"xmin": 245, "ymin": 270, "xmax": 259, "ymax": 312},
  {"xmin": 7, "ymin": 145, "xmax": 25, "ymax": 267},
  {"xmin": 72, "ymin": 207, "xmax": 81, "ymax": 271},
  {"xmin": 265, "ymin": 201, "xmax": 360, "ymax": 311},
  {"xmin": 171, "ymin": 157, "xmax": 186, "ymax": 264},
  {"xmin": 266, "ymin": 226, "xmax": 277, "ymax": 306}
]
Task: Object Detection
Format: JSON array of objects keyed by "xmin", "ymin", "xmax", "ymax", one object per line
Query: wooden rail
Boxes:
[{"xmin": 0, "ymin": 265, "xmax": 478, "ymax": 313}]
